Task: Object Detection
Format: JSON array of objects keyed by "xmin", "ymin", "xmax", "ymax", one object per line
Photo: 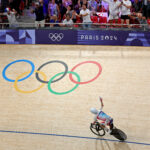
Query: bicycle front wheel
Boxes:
[{"xmin": 90, "ymin": 123, "xmax": 105, "ymax": 136}]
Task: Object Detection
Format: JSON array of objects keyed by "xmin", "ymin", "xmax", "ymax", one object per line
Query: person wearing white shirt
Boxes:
[
  {"xmin": 103, "ymin": 0, "xmax": 122, "ymax": 25},
  {"xmin": 79, "ymin": 4, "xmax": 92, "ymax": 28},
  {"xmin": 62, "ymin": 13, "xmax": 73, "ymax": 27},
  {"xmin": 120, "ymin": 0, "xmax": 132, "ymax": 27},
  {"xmin": 0, "ymin": 8, "xmax": 18, "ymax": 28}
]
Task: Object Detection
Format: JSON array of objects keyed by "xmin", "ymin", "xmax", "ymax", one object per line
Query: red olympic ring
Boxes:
[{"xmin": 69, "ymin": 61, "xmax": 102, "ymax": 84}]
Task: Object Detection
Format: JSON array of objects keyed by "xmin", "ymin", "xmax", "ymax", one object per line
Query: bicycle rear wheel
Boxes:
[
  {"xmin": 111, "ymin": 128, "xmax": 127, "ymax": 141},
  {"xmin": 90, "ymin": 122, "xmax": 105, "ymax": 136}
]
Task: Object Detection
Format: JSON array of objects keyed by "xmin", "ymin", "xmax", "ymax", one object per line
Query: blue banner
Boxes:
[
  {"xmin": 36, "ymin": 29, "xmax": 77, "ymax": 44},
  {"xmin": 0, "ymin": 29, "xmax": 150, "ymax": 46},
  {"xmin": 77, "ymin": 30, "xmax": 150, "ymax": 46},
  {"xmin": 0, "ymin": 30, "xmax": 35, "ymax": 44}
]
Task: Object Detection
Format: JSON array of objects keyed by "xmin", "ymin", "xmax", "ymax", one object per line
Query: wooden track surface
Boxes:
[{"xmin": 0, "ymin": 45, "xmax": 150, "ymax": 150}]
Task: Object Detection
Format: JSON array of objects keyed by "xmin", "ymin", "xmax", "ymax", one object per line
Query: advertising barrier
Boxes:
[{"xmin": 0, "ymin": 29, "xmax": 150, "ymax": 46}]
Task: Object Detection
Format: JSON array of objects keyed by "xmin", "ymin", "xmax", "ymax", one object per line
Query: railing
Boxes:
[{"xmin": 0, "ymin": 22, "xmax": 149, "ymax": 31}]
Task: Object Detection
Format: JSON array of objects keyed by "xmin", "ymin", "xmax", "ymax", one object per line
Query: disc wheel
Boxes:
[{"xmin": 111, "ymin": 128, "xmax": 127, "ymax": 141}]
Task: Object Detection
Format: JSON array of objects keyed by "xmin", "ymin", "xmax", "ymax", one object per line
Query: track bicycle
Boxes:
[{"xmin": 90, "ymin": 121, "xmax": 127, "ymax": 141}]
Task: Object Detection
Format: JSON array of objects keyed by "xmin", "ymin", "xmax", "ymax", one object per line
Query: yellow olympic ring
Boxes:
[{"xmin": 14, "ymin": 71, "xmax": 47, "ymax": 94}]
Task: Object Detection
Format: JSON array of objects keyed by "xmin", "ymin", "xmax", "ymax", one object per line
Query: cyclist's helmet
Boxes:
[{"xmin": 90, "ymin": 108, "xmax": 98, "ymax": 115}]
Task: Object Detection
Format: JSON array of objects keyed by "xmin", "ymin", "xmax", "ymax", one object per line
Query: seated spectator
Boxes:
[
  {"xmin": 31, "ymin": 2, "xmax": 45, "ymax": 28},
  {"xmin": 103, "ymin": 0, "xmax": 121, "ymax": 26},
  {"xmin": 48, "ymin": 0, "xmax": 60, "ymax": 18},
  {"xmin": 120, "ymin": 0, "xmax": 132, "ymax": 28},
  {"xmin": 62, "ymin": 13, "xmax": 73, "ymax": 26},
  {"xmin": 138, "ymin": 16, "xmax": 147, "ymax": 25},
  {"xmin": 49, "ymin": 15, "xmax": 60, "ymax": 27}
]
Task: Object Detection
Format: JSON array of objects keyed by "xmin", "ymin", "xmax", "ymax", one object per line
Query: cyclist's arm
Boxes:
[{"xmin": 99, "ymin": 96, "xmax": 104, "ymax": 110}]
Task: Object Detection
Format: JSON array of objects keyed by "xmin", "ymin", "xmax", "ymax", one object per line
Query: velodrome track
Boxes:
[{"xmin": 0, "ymin": 45, "xmax": 150, "ymax": 150}]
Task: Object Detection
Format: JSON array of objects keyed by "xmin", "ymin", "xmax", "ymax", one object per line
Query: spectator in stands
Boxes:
[
  {"xmin": 8, "ymin": 0, "xmax": 22, "ymax": 18},
  {"xmin": 0, "ymin": 8, "xmax": 18, "ymax": 28},
  {"xmin": 64, "ymin": 5, "xmax": 78, "ymax": 22},
  {"xmin": 19, "ymin": 0, "xmax": 25, "ymax": 16},
  {"xmin": 103, "ymin": 0, "xmax": 121, "ymax": 26},
  {"xmin": 120, "ymin": 0, "xmax": 132, "ymax": 28},
  {"xmin": 72, "ymin": 9, "xmax": 78, "ymax": 22},
  {"xmin": 97, "ymin": 0, "xmax": 102, "ymax": 12},
  {"xmin": 78, "ymin": 0, "xmax": 87, "ymax": 8},
  {"xmin": 13, "ymin": 0, "xmax": 22, "ymax": 18},
  {"xmin": 147, "ymin": 0, "xmax": 150, "ymax": 19},
  {"xmin": 132, "ymin": 0, "xmax": 142, "ymax": 13},
  {"xmin": 24, "ymin": 0, "xmax": 32, "ymax": 9},
  {"xmin": 62, "ymin": 13, "xmax": 73, "ymax": 26},
  {"xmin": 55, "ymin": 0, "xmax": 62, "ymax": 5},
  {"xmin": 130, "ymin": 0, "xmax": 143, "ymax": 25},
  {"xmin": 61, "ymin": 0, "xmax": 72, "ymax": 19},
  {"xmin": 142, "ymin": 0, "xmax": 148, "ymax": 18},
  {"xmin": 79, "ymin": 3, "xmax": 92, "ymax": 28},
  {"xmin": 43, "ymin": 0, "xmax": 49, "ymax": 16},
  {"xmin": 31, "ymin": 2, "xmax": 45, "ymax": 28},
  {"xmin": 49, "ymin": 15, "xmax": 59, "ymax": 27},
  {"xmin": 88, "ymin": 0, "xmax": 98, "ymax": 12},
  {"xmin": 66, "ymin": 5, "xmax": 73, "ymax": 17},
  {"xmin": 48, "ymin": 0, "xmax": 60, "ymax": 18},
  {"xmin": 138, "ymin": 14, "xmax": 147, "ymax": 26},
  {"xmin": 72, "ymin": 0, "xmax": 78, "ymax": 6},
  {"xmin": 55, "ymin": 0, "xmax": 62, "ymax": 17}
]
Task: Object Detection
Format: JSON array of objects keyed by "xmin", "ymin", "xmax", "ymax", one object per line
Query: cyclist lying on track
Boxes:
[{"xmin": 90, "ymin": 97, "xmax": 114, "ymax": 134}]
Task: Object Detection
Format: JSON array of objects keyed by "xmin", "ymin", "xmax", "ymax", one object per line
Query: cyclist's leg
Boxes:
[
  {"xmin": 108, "ymin": 119, "xmax": 114, "ymax": 134},
  {"xmin": 110, "ymin": 123, "xmax": 114, "ymax": 130}
]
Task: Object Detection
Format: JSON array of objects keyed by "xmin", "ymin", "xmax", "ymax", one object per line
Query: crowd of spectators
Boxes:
[{"xmin": 0, "ymin": 0, "xmax": 150, "ymax": 28}]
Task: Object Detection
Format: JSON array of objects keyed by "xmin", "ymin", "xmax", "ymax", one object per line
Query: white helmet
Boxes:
[{"xmin": 90, "ymin": 108, "xmax": 98, "ymax": 115}]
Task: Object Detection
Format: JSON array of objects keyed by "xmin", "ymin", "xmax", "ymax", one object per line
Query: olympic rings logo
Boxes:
[
  {"xmin": 2, "ymin": 59, "xmax": 102, "ymax": 95},
  {"xmin": 49, "ymin": 33, "xmax": 64, "ymax": 41}
]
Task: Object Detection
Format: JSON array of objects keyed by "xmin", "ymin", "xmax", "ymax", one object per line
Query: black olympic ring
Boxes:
[{"xmin": 35, "ymin": 60, "xmax": 68, "ymax": 83}]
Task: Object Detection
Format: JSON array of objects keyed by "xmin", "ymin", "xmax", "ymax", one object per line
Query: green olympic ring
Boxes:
[{"xmin": 48, "ymin": 71, "xmax": 80, "ymax": 95}]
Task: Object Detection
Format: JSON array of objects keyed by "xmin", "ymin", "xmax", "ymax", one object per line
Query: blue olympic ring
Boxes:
[{"xmin": 2, "ymin": 59, "xmax": 35, "ymax": 82}]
